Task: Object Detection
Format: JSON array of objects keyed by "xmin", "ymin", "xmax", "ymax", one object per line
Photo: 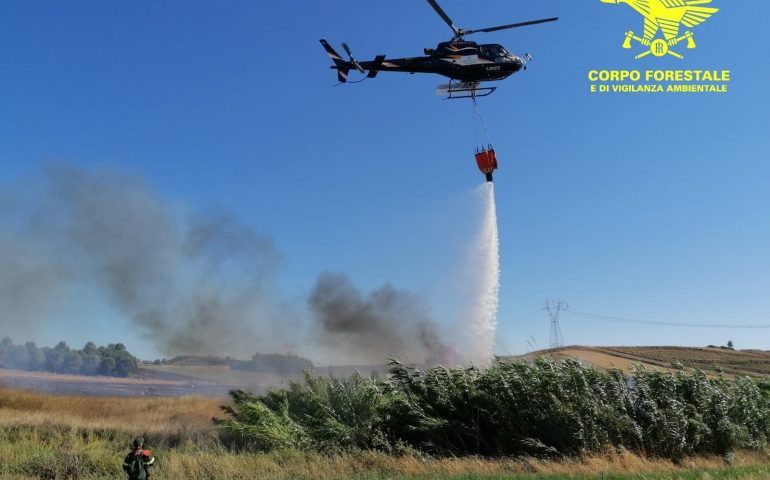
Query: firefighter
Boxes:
[{"xmin": 123, "ymin": 437, "xmax": 155, "ymax": 480}]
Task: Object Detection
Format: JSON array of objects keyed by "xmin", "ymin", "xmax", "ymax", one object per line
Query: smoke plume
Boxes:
[
  {"xmin": 0, "ymin": 164, "xmax": 287, "ymax": 357},
  {"xmin": 308, "ymin": 272, "xmax": 455, "ymax": 365},
  {"xmin": 0, "ymin": 164, "xmax": 455, "ymax": 364}
]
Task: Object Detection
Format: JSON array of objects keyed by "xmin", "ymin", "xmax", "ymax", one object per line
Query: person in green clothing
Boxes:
[{"xmin": 122, "ymin": 437, "xmax": 156, "ymax": 479}]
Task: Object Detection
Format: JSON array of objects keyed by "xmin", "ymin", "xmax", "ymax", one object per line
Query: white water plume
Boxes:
[{"xmin": 465, "ymin": 182, "xmax": 500, "ymax": 365}]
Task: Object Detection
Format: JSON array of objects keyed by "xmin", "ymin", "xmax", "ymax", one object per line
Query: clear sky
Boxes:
[{"xmin": 1, "ymin": 1, "xmax": 769, "ymax": 359}]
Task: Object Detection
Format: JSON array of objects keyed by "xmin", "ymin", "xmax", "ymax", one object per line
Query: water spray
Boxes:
[{"xmin": 467, "ymin": 181, "xmax": 500, "ymax": 364}]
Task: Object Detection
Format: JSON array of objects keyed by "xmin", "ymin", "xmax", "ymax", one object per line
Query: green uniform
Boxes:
[{"xmin": 122, "ymin": 448, "xmax": 155, "ymax": 479}]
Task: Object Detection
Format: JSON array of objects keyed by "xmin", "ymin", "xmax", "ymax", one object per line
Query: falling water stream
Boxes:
[{"xmin": 467, "ymin": 181, "xmax": 500, "ymax": 364}]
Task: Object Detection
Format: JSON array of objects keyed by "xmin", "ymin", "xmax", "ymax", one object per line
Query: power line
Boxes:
[
  {"xmin": 567, "ymin": 310, "xmax": 770, "ymax": 329},
  {"xmin": 507, "ymin": 312, "xmax": 548, "ymax": 328},
  {"xmin": 509, "ymin": 310, "xmax": 546, "ymax": 322}
]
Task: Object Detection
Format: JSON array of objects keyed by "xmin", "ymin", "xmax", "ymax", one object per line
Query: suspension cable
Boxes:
[{"xmin": 472, "ymin": 95, "xmax": 493, "ymax": 145}]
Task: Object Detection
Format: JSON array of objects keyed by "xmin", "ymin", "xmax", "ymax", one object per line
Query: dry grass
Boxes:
[
  {"xmin": 0, "ymin": 387, "xmax": 221, "ymax": 446},
  {"xmin": 3, "ymin": 447, "xmax": 761, "ymax": 480},
  {"xmin": 155, "ymin": 449, "xmax": 770, "ymax": 479}
]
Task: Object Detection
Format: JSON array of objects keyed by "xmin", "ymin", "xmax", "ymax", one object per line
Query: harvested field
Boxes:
[
  {"xmin": 512, "ymin": 346, "xmax": 770, "ymax": 377},
  {"xmin": 601, "ymin": 346, "xmax": 770, "ymax": 375}
]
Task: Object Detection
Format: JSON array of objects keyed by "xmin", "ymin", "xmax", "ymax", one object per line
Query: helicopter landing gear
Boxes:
[{"xmin": 436, "ymin": 80, "xmax": 497, "ymax": 100}]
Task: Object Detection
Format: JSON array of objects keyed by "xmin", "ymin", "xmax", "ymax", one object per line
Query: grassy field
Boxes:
[{"xmin": 1, "ymin": 385, "xmax": 770, "ymax": 479}]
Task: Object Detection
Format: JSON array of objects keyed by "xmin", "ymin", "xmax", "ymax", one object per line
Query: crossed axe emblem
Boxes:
[{"xmin": 623, "ymin": 30, "xmax": 697, "ymax": 59}]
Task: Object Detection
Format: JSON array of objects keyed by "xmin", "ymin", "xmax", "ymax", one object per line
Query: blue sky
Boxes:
[{"xmin": 1, "ymin": 1, "xmax": 769, "ymax": 359}]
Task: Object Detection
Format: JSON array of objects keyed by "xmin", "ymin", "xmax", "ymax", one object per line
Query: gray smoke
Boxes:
[
  {"xmin": 308, "ymin": 272, "xmax": 455, "ymax": 365},
  {"xmin": 1, "ymin": 164, "xmax": 455, "ymax": 364},
  {"xmin": 0, "ymin": 164, "xmax": 286, "ymax": 357}
]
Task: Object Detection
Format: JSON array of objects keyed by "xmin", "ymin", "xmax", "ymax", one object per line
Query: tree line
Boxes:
[
  {"xmin": 0, "ymin": 337, "xmax": 138, "ymax": 377},
  {"xmin": 217, "ymin": 358, "xmax": 770, "ymax": 460},
  {"xmin": 151, "ymin": 352, "xmax": 314, "ymax": 374}
]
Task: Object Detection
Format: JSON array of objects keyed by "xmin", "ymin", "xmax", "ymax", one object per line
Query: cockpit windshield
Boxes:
[{"xmin": 481, "ymin": 45, "xmax": 510, "ymax": 58}]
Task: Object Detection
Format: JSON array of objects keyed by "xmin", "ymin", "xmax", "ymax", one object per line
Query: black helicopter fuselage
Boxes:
[
  {"xmin": 322, "ymin": 39, "xmax": 526, "ymax": 84},
  {"xmin": 367, "ymin": 41, "xmax": 524, "ymax": 82}
]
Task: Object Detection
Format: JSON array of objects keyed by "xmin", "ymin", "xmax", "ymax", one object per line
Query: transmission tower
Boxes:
[{"xmin": 543, "ymin": 299, "xmax": 569, "ymax": 349}]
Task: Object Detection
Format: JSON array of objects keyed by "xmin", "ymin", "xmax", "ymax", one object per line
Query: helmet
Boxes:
[{"xmin": 132, "ymin": 437, "xmax": 144, "ymax": 449}]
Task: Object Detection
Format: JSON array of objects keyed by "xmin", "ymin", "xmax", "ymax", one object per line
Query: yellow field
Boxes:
[{"xmin": 512, "ymin": 346, "xmax": 770, "ymax": 377}]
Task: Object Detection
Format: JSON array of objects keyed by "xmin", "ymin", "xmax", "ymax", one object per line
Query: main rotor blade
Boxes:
[
  {"xmin": 464, "ymin": 17, "xmax": 559, "ymax": 35},
  {"xmin": 426, "ymin": 0, "xmax": 460, "ymax": 37}
]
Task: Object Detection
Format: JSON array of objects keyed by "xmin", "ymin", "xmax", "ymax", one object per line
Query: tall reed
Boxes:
[{"xmin": 217, "ymin": 358, "xmax": 770, "ymax": 460}]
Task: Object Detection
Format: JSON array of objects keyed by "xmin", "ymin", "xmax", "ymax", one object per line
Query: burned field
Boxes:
[
  {"xmin": 0, "ymin": 366, "xmax": 229, "ymax": 397},
  {"xmin": 0, "ymin": 361, "xmax": 387, "ymax": 398}
]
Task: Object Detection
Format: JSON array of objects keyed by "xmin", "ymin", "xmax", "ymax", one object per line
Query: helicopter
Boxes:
[{"xmin": 320, "ymin": 0, "xmax": 558, "ymax": 99}]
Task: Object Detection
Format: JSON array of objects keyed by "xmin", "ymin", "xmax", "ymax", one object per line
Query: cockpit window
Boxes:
[
  {"xmin": 487, "ymin": 46, "xmax": 509, "ymax": 57},
  {"xmin": 479, "ymin": 45, "xmax": 511, "ymax": 58},
  {"xmin": 480, "ymin": 45, "xmax": 508, "ymax": 57}
]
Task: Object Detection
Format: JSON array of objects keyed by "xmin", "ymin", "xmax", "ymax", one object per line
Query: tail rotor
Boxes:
[{"xmin": 341, "ymin": 42, "xmax": 365, "ymax": 73}]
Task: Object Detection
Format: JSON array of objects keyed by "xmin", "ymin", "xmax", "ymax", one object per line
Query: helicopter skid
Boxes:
[{"xmin": 436, "ymin": 82, "xmax": 497, "ymax": 99}]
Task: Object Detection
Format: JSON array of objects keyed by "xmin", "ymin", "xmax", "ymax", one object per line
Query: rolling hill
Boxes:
[{"xmin": 512, "ymin": 346, "xmax": 770, "ymax": 376}]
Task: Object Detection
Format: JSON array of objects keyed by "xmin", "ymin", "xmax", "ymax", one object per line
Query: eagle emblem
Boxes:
[{"xmin": 600, "ymin": 0, "xmax": 719, "ymax": 59}]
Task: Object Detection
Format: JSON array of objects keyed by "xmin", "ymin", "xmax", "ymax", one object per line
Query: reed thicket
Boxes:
[{"xmin": 217, "ymin": 358, "xmax": 770, "ymax": 461}]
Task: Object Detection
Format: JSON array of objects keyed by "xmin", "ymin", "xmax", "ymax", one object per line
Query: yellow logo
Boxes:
[{"xmin": 600, "ymin": 0, "xmax": 718, "ymax": 59}]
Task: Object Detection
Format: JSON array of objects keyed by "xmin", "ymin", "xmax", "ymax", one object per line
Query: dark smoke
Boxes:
[{"xmin": 308, "ymin": 272, "xmax": 455, "ymax": 364}]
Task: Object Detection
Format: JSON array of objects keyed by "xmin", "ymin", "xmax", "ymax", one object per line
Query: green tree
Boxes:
[
  {"xmin": 0, "ymin": 337, "xmax": 13, "ymax": 365},
  {"xmin": 8, "ymin": 345, "xmax": 29, "ymax": 370},
  {"xmin": 25, "ymin": 342, "xmax": 44, "ymax": 371},
  {"xmin": 63, "ymin": 350, "xmax": 84, "ymax": 374},
  {"xmin": 44, "ymin": 348, "xmax": 65, "ymax": 373}
]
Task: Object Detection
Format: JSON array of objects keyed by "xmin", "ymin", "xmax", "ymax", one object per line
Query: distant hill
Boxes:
[
  {"xmin": 508, "ymin": 346, "xmax": 770, "ymax": 377},
  {"xmin": 150, "ymin": 352, "xmax": 315, "ymax": 375}
]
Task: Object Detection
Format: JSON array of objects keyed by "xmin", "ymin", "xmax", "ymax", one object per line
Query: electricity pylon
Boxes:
[{"xmin": 543, "ymin": 299, "xmax": 568, "ymax": 349}]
